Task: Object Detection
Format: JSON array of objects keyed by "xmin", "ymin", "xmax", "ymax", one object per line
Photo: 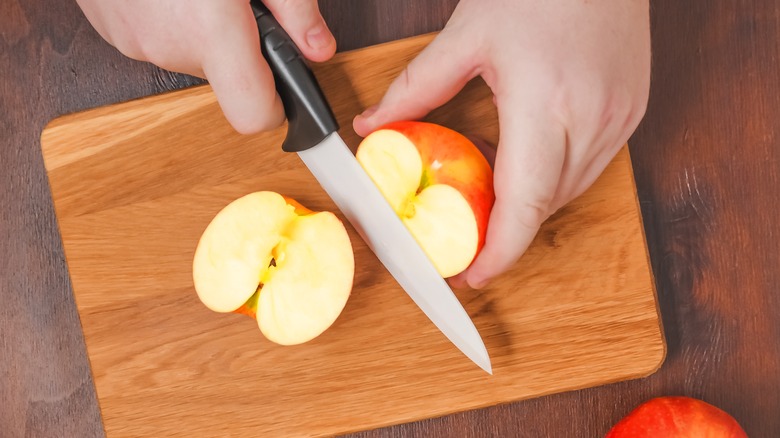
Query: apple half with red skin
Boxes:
[
  {"xmin": 607, "ymin": 396, "xmax": 748, "ymax": 437},
  {"xmin": 356, "ymin": 121, "xmax": 495, "ymax": 278},
  {"xmin": 192, "ymin": 191, "xmax": 354, "ymax": 345}
]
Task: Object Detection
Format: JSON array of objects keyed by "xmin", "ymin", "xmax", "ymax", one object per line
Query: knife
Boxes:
[{"xmin": 249, "ymin": 0, "xmax": 492, "ymax": 374}]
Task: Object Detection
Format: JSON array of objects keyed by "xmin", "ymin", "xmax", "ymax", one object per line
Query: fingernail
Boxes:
[
  {"xmin": 358, "ymin": 105, "xmax": 378, "ymax": 120},
  {"xmin": 306, "ymin": 24, "xmax": 332, "ymax": 50}
]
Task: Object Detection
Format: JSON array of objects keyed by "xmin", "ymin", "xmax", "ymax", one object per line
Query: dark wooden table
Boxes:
[{"xmin": 2, "ymin": 1, "xmax": 779, "ymax": 436}]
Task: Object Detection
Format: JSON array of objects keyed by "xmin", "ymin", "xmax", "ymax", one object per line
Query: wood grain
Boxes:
[{"xmin": 40, "ymin": 33, "xmax": 663, "ymax": 437}]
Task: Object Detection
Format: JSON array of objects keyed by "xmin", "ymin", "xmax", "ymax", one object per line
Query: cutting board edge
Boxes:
[
  {"xmin": 332, "ymin": 350, "xmax": 668, "ymax": 438},
  {"xmin": 623, "ymin": 145, "xmax": 668, "ymax": 370}
]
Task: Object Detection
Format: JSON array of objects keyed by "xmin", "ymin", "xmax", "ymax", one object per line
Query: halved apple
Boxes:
[
  {"xmin": 192, "ymin": 191, "xmax": 354, "ymax": 345},
  {"xmin": 356, "ymin": 121, "xmax": 495, "ymax": 278}
]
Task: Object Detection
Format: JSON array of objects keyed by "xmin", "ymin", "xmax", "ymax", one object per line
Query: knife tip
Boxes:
[{"xmin": 476, "ymin": 358, "xmax": 493, "ymax": 375}]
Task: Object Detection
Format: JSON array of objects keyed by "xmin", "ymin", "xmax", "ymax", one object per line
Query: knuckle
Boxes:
[
  {"xmin": 109, "ymin": 32, "xmax": 145, "ymax": 61},
  {"xmin": 515, "ymin": 199, "xmax": 551, "ymax": 230},
  {"xmin": 136, "ymin": 37, "xmax": 171, "ymax": 67},
  {"xmin": 496, "ymin": 189, "xmax": 552, "ymax": 232},
  {"xmin": 398, "ymin": 67, "xmax": 414, "ymax": 93},
  {"xmin": 389, "ymin": 66, "xmax": 434, "ymax": 116},
  {"xmin": 547, "ymin": 83, "xmax": 576, "ymax": 129},
  {"xmin": 598, "ymin": 90, "xmax": 631, "ymax": 129},
  {"xmin": 235, "ymin": 105, "xmax": 285, "ymax": 134},
  {"xmin": 593, "ymin": 87, "xmax": 636, "ymax": 134},
  {"xmin": 615, "ymin": 82, "xmax": 651, "ymax": 141}
]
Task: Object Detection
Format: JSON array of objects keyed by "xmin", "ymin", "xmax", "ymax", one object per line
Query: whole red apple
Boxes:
[{"xmin": 606, "ymin": 396, "xmax": 747, "ymax": 437}]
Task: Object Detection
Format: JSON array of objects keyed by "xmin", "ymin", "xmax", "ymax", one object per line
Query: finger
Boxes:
[
  {"xmin": 463, "ymin": 98, "xmax": 567, "ymax": 289},
  {"xmin": 555, "ymin": 142, "xmax": 622, "ymax": 212},
  {"xmin": 200, "ymin": 2, "xmax": 284, "ymax": 134},
  {"xmin": 265, "ymin": 0, "xmax": 336, "ymax": 62},
  {"xmin": 552, "ymin": 132, "xmax": 628, "ymax": 212},
  {"xmin": 353, "ymin": 28, "xmax": 481, "ymax": 137},
  {"xmin": 448, "ymin": 272, "xmax": 468, "ymax": 290},
  {"xmin": 552, "ymin": 92, "xmax": 640, "ymax": 209}
]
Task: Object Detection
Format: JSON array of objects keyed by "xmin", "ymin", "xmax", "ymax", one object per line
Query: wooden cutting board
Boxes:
[{"xmin": 40, "ymin": 33, "xmax": 665, "ymax": 437}]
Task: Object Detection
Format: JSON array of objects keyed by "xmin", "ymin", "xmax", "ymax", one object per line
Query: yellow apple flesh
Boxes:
[{"xmin": 192, "ymin": 191, "xmax": 354, "ymax": 345}]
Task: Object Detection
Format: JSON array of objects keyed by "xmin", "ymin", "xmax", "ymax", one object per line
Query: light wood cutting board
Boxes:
[{"xmin": 40, "ymin": 33, "xmax": 665, "ymax": 437}]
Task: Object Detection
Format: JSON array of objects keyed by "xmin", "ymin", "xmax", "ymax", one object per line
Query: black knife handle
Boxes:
[{"xmin": 250, "ymin": 0, "xmax": 339, "ymax": 152}]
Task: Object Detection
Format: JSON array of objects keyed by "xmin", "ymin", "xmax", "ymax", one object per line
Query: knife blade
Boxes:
[{"xmin": 250, "ymin": 0, "xmax": 492, "ymax": 374}]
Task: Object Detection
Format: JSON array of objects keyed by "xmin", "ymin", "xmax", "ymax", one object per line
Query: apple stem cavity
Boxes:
[
  {"xmin": 234, "ymin": 254, "xmax": 282, "ymax": 320},
  {"xmin": 418, "ymin": 170, "xmax": 432, "ymax": 194}
]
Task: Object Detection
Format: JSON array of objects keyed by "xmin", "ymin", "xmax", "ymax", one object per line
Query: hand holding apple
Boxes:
[
  {"xmin": 192, "ymin": 191, "xmax": 354, "ymax": 345},
  {"xmin": 607, "ymin": 396, "xmax": 748, "ymax": 437},
  {"xmin": 354, "ymin": 0, "xmax": 651, "ymax": 289}
]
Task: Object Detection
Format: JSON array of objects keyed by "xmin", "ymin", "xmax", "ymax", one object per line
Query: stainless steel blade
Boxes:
[{"xmin": 297, "ymin": 133, "xmax": 492, "ymax": 374}]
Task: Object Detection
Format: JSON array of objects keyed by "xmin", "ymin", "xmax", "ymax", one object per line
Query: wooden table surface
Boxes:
[{"xmin": 1, "ymin": 1, "xmax": 778, "ymax": 437}]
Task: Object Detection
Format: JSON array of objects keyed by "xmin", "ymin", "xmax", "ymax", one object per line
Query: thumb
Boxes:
[
  {"xmin": 353, "ymin": 29, "xmax": 479, "ymax": 137},
  {"xmin": 266, "ymin": 0, "xmax": 336, "ymax": 62},
  {"xmin": 462, "ymin": 98, "xmax": 567, "ymax": 289}
]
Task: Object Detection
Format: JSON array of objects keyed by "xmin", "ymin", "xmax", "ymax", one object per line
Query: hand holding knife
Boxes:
[{"xmin": 249, "ymin": 0, "xmax": 492, "ymax": 374}]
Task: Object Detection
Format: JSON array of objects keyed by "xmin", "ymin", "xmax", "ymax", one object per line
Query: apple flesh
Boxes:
[
  {"xmin": 607, "ymin": 396, "xmax": 748, "ymax": 437},
  {"xmin": 192, "ymin": 191, "xmax": 354, "ymax": 345},
  {"xmin": 356, "ymin": 121, "xmax": 495, "ymax": 278}
]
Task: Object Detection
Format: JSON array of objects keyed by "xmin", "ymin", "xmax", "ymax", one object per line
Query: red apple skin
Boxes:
[
  {"xmin": 376, "ymin": 121, "xmax": 495, "ymax": 254},
  {"xmin": 234, "ymin": 296, "xmax": 258, "ymax": 318},
  {"xmin": 282, "ymin": 196, "xmax": 314, "ymax": 216},
  {"xmin": 606, "ymin": 396, "xmax": 748, "ymax": 438}
]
